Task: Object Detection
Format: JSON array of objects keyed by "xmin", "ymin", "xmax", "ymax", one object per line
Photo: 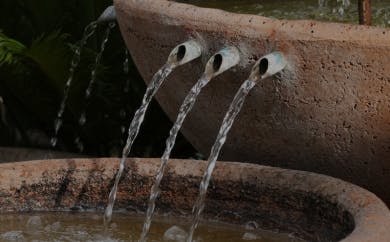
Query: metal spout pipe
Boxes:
[
  {"xmin": 249, "ymin": 51, "xmax": 286, "ymax": 81},
  {"xmin": 97, "ymin": 6, "xmax": 117, "ymax": 23},
  {"xmin": 167, "ymin": 40, "xmax": 203, "ymax": 67},
  {"xmin": 204, "ymin": 46, "xmax": 240, "ymax": 79}
]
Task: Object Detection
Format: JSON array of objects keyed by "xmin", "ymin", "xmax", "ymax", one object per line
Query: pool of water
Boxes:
[
  {"xmin": 177, "ymin": 0, "xmax": 390, "ymax": 27},
  {"xmin": 0, "ymin": 212, "xmax": 303, "ymax": 241}
]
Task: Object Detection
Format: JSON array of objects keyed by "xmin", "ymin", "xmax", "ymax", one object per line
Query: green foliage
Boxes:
[
  {"xmin": 0, "ymin": 31, "xmax": 27, "ymax": 66},
  {"xmin": 25, "ymin": 32, "xmax": 72, "ymax": 89}
]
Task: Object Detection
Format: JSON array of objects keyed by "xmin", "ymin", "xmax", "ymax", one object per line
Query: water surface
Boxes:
[{"xmin": 0, "ymin": 212, "xmax": 302, "ymax": 242}]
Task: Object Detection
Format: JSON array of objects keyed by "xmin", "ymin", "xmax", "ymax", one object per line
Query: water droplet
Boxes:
[
  {"xmin": 1, "ymin": 231, "xmax": 25, "ymax": 241},
  {"xmin": 27, "ymin": 216, "xmax": 42, "ymax": 229},
  {"xmin": 110, "ymin": 223, "xmax": 118, "ymax": 229},
  {"xmin": 244, "ymin": 221, "xmax": 259, "ymax": 230},
  {"xmin": 163, "ymin": 225, "xmax": 187, "ymax": 241},
  {"xmin": 79, "ymin": 113, "xmax": 86, "ymax": 126},
  {"xmin": 44, "ymin": 222, "xmax": 61, "ymax": 232},
  {"xmin": 74, "ymin": 137, "xmax": 84, "ymax": 152},
  {"xmin": 242, "ymin": 232, "xmax": 257, "ymax": 240},
  {"xmin": 50, "ymin": 137, "xmax": 57, "ymax": 147},
  {"xmin": 85, "ymin": 89, "xmax": 92, "ymax": 99},
  {"xmin": 338, "ymin": 7, "xmax": 344, "ymax": 16},
  {"xmin": 119, "ymin": 109, "xmax": 126, "ymax": 118},
  {"xmin": 54, "ymin": 119, "xmax": 62, "ymax": 132}
]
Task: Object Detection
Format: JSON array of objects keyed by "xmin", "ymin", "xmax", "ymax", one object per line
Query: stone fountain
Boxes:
[{"xmin": 1, "ymin": 1, "xmax": 390, "ymax": 241}]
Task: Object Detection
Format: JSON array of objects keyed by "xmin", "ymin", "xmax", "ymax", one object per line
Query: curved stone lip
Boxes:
[
  {"xmin": 0, "ymin": 158, "xmax": 389, "ymax": 241},
  {"xmin": 114, "ymin": 0, "xmax": 390, "ymax": 47}
]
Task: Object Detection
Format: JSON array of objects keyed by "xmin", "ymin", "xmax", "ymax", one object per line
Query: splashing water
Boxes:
[
  {"xmin": 74, "ymin": 22, "xmax": 115, "ymax": 152},
  {"xmin": 186, "ymin": 79, "xmax": 257, "ymax": 242},
  {"xmin": 51, "ymin": 21, "xmax": 98, "ymax": 147},
  {"xmin": 104, "ymin": 63, "xmax": 174, "ymax": 225},
  {"xmin": 139, "ymin": 74, "xmax": 211, "ymax": 241}
]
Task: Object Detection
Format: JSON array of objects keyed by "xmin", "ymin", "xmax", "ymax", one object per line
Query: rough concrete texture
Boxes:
[
  {"xmin": 114, "ymin": 0, "xmax": 390, "ymax": 206},
  {"xmin": 0, "ymin": 158, "xmax": 390, "ymax": 241}
]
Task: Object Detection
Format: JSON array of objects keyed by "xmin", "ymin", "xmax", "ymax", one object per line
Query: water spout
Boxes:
[
  {"xmin": 139, "ymin": 46, "xmax": 240, "ymax": 242},
  {"xmin": 251, "ymin": 51, "xmax": 287, "ymax": 81},
  {"xmin": 97, "ymin": 6, "xmax": 116, "ymax": 23},
  {"xmin": 186, "ymin": 51, "xmax": 286, "ymax": 242},
  {"xmin": 167, "ymin": 40, "xmax": 203, "ymax": 67},
  {"xmin": 205, "ymin": 46, "xmax": 240, "ymax": 78},
  {"xmin": 104, "ymin": 40, "xmax": 202, "ymax": 225}
]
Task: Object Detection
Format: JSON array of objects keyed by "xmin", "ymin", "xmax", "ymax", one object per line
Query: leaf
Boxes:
[
  {"xmin": 25, "ymin": 31, "xmax": 72, "ymax": 89},
  {"xmin": 0, "ymin": 31, "xmax": 27, "ymax": 66}
]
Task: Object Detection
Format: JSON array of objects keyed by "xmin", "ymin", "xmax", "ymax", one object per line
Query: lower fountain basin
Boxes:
[
  {"xmin": 114, "ymin": 0, "xmax": 390, "ymax": 206},
  {"xmin": 0, "ymin": 158, "xmax": 389, "ymax": 241}
]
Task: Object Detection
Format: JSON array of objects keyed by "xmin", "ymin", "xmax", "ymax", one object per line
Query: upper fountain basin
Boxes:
[{"xmin": 113, "ymin": 0, "xmax": 390, "ymax": 206}]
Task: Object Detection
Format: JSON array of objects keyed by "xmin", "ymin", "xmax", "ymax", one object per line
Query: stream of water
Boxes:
[
  {"xmin": 104, "ymin": 63, "xmax": 174, "ymax": 225},
  {"xmin": 74, "ymin": 22, "xmax": 116, "ymax": 152},
  {"xmin": 120, "ymin": 49, "xmax": 131, "ymax": 146},
  {"xmin": 186, "ymin": 79, "xmax": 257, "ymax": 242},
  {"xmin": 139, "ymin": 74, "xmax": 211, "ymax": 241},
  {"xmin": 50, "ymin": 21, "xmax": 98, "ymax": 148},
  {"xmin": 78, "ymin": 22, "xmax": 116, "ymax": 127},
  {"xmin": 123, "ymin": 49, "xmax": 131, "ymax": 94}
]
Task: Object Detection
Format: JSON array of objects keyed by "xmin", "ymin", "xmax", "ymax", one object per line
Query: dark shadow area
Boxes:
[{"xmin": 0, "ymin": 0, "xmax": 199, "ymax": 159}]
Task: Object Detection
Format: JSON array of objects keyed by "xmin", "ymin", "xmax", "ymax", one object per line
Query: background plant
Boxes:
[{"xmin": 0, "ymin": 0, "xmax": 198, "ymax": 158}]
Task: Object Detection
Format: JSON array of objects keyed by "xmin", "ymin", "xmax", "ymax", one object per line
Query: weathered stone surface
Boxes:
[
  {"xmin": 114, "ymin": 0, "xmax": 390, "ymax": 205},
  {"xmin": 0, "ymin": 158, "xmax": 389, "ymax": 241}
]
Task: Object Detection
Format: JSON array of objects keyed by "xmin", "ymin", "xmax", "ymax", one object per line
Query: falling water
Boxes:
[
  {"xmin": 335, "ymin": 0, "xmax": 351, "ymax": 16},
  {"xmin": 120, "ymin": 49, "xmax": 131, "ymax": 145},
  {"xmin": 123, "ymin": 49, "xmax": 131, "ymax": 94},
  {"xmin": 104, "ymin": 63, "xmax": 174, "ymax": 225},
  {"xmin": 318, "ymin": 0, "xmax": 351, "ymax": 15},
  {"xmin": 104, "ymin": 40, "xmax": 202, "ymax": 225},
  {"xmin": 138, "ymin": 46, "xmax": 239, "ymax": 241},
  {"xmin": 50, "ymin": 21, "xmax": 98, "ymax": 147},
  {"xmin": 73, "ymin": 22, "xmax": 115, "ymax": 152},
  {"xmin": 139, "ymin": 74, "xmax": 210, "ymax": 242},
  {"xmin": 78, "ymin": 22, "xmax": 116, "ymax": 127},
  {"xmin": 186, "ymin": 79, "xmax": 257, "ymax": 242},
  {"xmin": 0, "ymin": 96, "xmax": 6, "ymax": 126}
]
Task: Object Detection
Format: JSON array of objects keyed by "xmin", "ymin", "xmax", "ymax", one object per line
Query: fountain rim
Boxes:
[
  {"xmin": 1, "ymin": 158, "xmax": 389, "ymax": 241},
  {"xmin": 114, "ymin": 0, "xmax": 390, "ymax": 47}
]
